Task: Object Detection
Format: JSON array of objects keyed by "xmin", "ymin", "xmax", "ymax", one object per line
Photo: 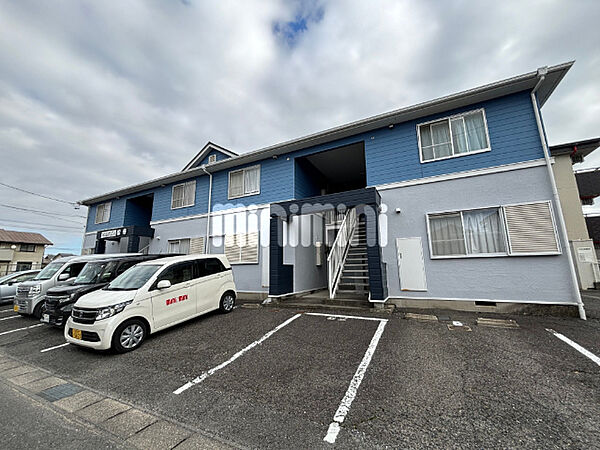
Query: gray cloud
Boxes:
[{"xmin": 1, "ymin": 0, "xmax": 599, "ymax": 252}]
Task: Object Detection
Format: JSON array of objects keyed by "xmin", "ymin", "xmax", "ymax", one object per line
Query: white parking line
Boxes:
[
  {"xmin": 0, "ymin": 309, "xmax": 15, "ymax": 314},
  {"xmin": 40, "ymin": 342, "xmax": 70, "ymax": 353},
  {"xmin": 173, "ymin": 313, "xmax": 303, "ymax": 395},
  {"xmin": 306, "ymin": 312, "xmax": 388, "ymax": 322},
  {"xmin": 546, "ymin": 328, "xmax": 600, "ymax": 367},
  {"xmin": 0, "ymin": 315, "xmax": 20, "ymax": 321},
  {"xmin": 324, "ymin": 319, "xmax": 388, "ymax": 444},
  {"xmin": 0, "ymin": 323, "xmax": 43, "ymax": 336}
]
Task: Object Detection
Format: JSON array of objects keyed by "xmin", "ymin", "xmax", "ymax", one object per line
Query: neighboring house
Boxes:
[
  {"xmin": 81, "ymin": 62, "xmax": 588, "ymax": 318},
  {"xmin": 550, "ymin": 138, "xmax": 600, "ymax": 289},
  {"xmin": 0, "ymin": 229, "xmax": 53, "ymax": 276}
]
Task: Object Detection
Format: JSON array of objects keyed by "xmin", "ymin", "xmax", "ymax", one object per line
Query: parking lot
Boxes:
[{"xmin": 0, "ymin": 301, "xmax": 599, "ymax": 449}]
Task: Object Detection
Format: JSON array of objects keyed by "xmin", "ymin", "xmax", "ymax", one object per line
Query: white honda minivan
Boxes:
[{"xmin": 64, "ymin": 254, "xmax": 236, "ymax": 353}]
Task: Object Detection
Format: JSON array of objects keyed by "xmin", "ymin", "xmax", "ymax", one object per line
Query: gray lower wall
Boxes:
[
  {"xmin": 82, "ymin": 233, "xmax": 96, "ymax": 250},
  {"xmin": 148, "ymin": 218, "xmax": 208, "ymax": 254},
  {"xmin": 151, "ymin": 211, "xmax": 268, "ymax": 293},
  {"xmin": 378, "ymin": 165, "xmax": 576, "ymax": 304},
  {"xmin": 81, "ymin": 164, "xmax": 577, "ymax": 305}
]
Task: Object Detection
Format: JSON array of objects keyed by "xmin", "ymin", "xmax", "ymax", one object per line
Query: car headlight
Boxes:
[
  {"xmin": 95, "ymin": 300, "xmax": 133, "ymax": 321},
  {"xmin": 59, "ymin": 294, "xmax": 76, "ymax": 303},
  {"xmin": 29, "ymin": 285, "xmax": 41, "ymax": 295}
]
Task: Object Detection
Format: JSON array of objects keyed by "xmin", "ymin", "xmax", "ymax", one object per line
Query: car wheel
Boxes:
[
  {"xmin": 32, "ymin": 302, "xmax": 44, "ymax": 320},
  {"xmin": 112, "ymin": 319, "xmax": 146, "ymax": 353},
  {"xmin": 219, "ymin": 292, "xmax": 235, "ymax": 313}
]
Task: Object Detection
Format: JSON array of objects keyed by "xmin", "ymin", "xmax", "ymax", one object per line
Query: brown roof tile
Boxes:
[{"xmin": 0, "ymin": 229, "xmax": 53, "ymax": 245}]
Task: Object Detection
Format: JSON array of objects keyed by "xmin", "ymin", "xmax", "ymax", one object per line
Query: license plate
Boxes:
[
  {"xmin": 13, "ymin": 305, "xmax": 18, "ymax": 312},
  {"xmin": 42, "ymin": 314, "xmax": 49, "ymax": 323},
  {"xmin": 72, "ymin": 329, "xmax": 82, "ymax": 340}
]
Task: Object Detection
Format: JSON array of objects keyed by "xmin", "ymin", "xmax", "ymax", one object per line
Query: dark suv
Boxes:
[{"xmin": 42, "ymin": 254, "xmax": 169, "ymax": 327}]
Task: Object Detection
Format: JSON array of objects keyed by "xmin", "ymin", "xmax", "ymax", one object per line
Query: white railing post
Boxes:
[{"xmin": 327, "ymin": 208, "xmax": 358, "ymax": 299}]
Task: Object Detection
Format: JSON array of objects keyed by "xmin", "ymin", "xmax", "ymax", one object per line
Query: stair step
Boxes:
[{"xmin": 335, "ymin": 290, "xmax": 369, "ymax": 298}]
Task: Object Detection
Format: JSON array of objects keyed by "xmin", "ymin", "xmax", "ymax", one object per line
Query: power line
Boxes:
[
  {"xmin": 0, "ymin": 182, "xmax": 78, "ymax": 206},
  {"xmin": 0, "ymin": 204, "xmax": 87, "ymax": 225},
  {"xmin": 0, "ymin": 203, "xmax": 87, "ymax": 218},
  {"xmin": 0, "ymin": 218, "xmax": 85, "ymax": 231},
  {"xmin": 0, "ymin": 224, "xmax": 82, "ymax": 234}
]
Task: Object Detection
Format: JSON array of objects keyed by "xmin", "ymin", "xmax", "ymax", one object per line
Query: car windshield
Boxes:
[
  {"xmin": 34, "ymin": 262, "xmax": 64, "ymax": 280},
  {"xmin": 105, "ymin": 264, "xmax": 161, "ymax": 291},
  {"xmin": 74, "ymin": 262, "xmax": 110, "ymax": 285}
]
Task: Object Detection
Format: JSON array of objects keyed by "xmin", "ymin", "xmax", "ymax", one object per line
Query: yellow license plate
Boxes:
[
  {"xmin": 72, "ymin": 329, "xmax": 82, "ymax": 340},
  {"xmin": 13, "ymin": 305, "xmax": 18, "ymax": 312}
]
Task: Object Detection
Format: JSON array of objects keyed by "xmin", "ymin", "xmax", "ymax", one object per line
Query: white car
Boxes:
[{"xmin": 64, "ymin": 254, "xmax": 237, "ymax": 353}]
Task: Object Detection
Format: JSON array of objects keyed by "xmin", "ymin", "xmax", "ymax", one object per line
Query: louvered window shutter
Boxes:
[
  {"xmin": 241, "ymin": 232, "xmax": 259, "ymax": 263},
  {"xmin": 503, "ymin": 202, "xmax": 560, "ymax": 254},
  {"xmin": 224, "ymin": 232, "xmax": 258, "ymax": 263},
  {"xmin": 190, "ymin": 237, "xmax": 205, "ymax": 254},
  {"xmin": 224, "ymin": 234, "xmax": 240, "ymax": 263}
]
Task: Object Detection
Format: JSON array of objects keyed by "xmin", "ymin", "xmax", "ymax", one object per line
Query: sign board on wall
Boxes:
[
  {"xmin": 577, "ymin": 247, "xmax": 595, "ymax": 263},
  {"xmin": 99, "ymin": 228, "xmax": 128, "ymax": 239}
]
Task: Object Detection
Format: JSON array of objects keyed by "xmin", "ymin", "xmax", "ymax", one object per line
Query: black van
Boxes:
[{"xmin": 42, "ymin": 254, "xmax": 170, "ymax": 327}]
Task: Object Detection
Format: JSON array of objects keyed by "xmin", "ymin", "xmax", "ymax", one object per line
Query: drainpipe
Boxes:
[
  {"xmin": 531, "ymin": 67, "xmax": 586, "ymax": 320},
  {"xmin": 201, "ymin": 166, "xmax": 212, "ymax": 254}
]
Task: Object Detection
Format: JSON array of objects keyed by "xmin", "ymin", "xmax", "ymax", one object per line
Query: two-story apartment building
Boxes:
[
  {"xmin": 0, "ymin": 229, "xmax": 52, "ymax": 275},
  {"xmin": 80, "ymin": 61, "xmax": 587, "ymax": 319}
]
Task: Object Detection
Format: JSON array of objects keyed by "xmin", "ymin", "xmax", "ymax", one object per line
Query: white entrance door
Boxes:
[{"xmin": 396, "ymin": 237, "xmax": 427, "ymax": 291}]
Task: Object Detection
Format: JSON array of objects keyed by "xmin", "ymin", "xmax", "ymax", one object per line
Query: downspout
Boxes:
[
  {"xmin": 201, "ymin": 166, "xmax": 213, "ymax": 254},
  {"xmin": 531, "ymin": 67, "xmax": 586, "ymax": 320}
]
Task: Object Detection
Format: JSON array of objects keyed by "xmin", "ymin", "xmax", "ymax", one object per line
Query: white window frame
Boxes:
[
  {"xmin": 228, "ymin": 165, "xmax": 261, "ymax": 200},
  {"xmin": 417, "ymin": 108, "xmax": 491, "ymax": 163},
  {"xmin": 208, "ymin": 154, "xmax": 217, "ymax": 164},
  {"xmin": 168, "ymin": 238, "xmax": 190, "ymax": 254},
  {"xmin": 426, "ymin": 201, "xmax": 561, "ymax": 259},
  {"xmin": 95, "ymin": 202, "xmax": 111, "ymax": 224},
  {"xmin": 171, "ymin": 180, "xmax": 196, "ymax": 210}
]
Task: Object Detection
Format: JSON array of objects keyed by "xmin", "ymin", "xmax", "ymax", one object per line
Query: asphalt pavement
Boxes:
[{"xmin": 0, "ymin": 301, "xmax": 598, "ymax": 449}]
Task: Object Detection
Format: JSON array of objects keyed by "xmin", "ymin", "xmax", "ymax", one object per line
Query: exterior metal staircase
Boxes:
[{"xmin": 335, "ymin": 219, "xmax": 370, "ymax": 299}]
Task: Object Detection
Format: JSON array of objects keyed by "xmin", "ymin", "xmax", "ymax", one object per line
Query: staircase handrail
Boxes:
[{"xmin": 327, "ymin": 207, "xmax": 358, "ymax": 298}]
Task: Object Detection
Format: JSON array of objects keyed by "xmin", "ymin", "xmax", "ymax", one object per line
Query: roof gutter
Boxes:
[
  {"xmin": 531, "ymin": 67, "xmax": 586, "ymax": 320},
  {"xmin": 200, "ymin": 165, "xmax": 212, "ymax": 254}
]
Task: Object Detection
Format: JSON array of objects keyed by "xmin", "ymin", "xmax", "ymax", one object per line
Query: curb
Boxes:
[{"xmin": 0, "ymin": 351, "xmax": 243, "ymax": 450}]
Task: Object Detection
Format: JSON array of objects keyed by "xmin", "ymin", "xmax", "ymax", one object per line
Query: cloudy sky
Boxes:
[{"xmin": 1, "ymin": 0, "xmax": 600, "ymax": 254}]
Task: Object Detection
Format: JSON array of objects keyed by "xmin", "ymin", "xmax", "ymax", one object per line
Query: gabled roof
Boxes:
[
  {"xmin": 182, "ymin": 142, "xmax": 238, "ymax": 171},
  {"xmin": 0, "ymin": 229, "xmax": 52, "ymax": 245},
  {"xmin": 81, "ymin": 61, "xmax": 573, "ymax": 205}
]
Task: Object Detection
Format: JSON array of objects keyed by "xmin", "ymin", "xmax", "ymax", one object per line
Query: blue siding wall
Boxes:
[
  {"xmin": 151, "ymin": 176, "xmax": 210, "ymax": 221},
  {"xmin": 86, "ymin": 90, "xmax": 545, "ymax": 230},
  {"xmin": 123, "ymin": 198, "xmax": 152, "ymax": 227},
  {"xmin": 187, "ymin": 149, "xmax": 232, "ymax": 169},
  {"xmin": 86, "ymin": 188, "xmax": 154, "ymax": 232},
  {"xmin": 294, "ymin": 159, "xmax": 322, "ymax": 199},
  {"xmin": 366, "ymin": 91, "xmax": 544, "ymax": 186},
  {"xmin": 86, "ymin": 200, "xmax": 126, "ymax": 232},
  {"xmin": 210, "ymin": 159, "xmax": 294, "ymax": 212}
]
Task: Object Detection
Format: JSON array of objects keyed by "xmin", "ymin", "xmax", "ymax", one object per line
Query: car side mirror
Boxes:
[
  {"xmin": 157, "ymin": 280, "xmax": 171, "ymax": 290},
  {"xmin": 58, "ymin": 273, "xmax": 70, "ymax": 281}
]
